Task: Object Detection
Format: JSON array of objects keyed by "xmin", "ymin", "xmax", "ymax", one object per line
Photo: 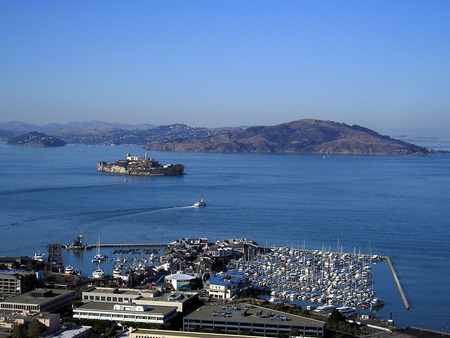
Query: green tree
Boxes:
[
  {"xmin": 12, "ymin": 323, "xmax": 24, "ymax": 338},
  {"xmin": 27, "ymin": 319, "xmax": 42, "ymax": 337},
  {"xmin": 326, "ymin": 309, "xmax": 345, "ymax": 329},
  {"xmin": 289, "ymin": 328, "xmax": 300, "ymax": 336}
]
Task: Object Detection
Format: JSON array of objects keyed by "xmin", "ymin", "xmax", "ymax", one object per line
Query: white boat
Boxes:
[
  {"xmin": 336, "ymin": 306, "xmax": 357, "ymax": 317},
  {"xmin": 92, "ymin": 236, "xmax": 107, "ymax": 263},
  {"xmin": 314, "ymin": 304, "xmax": 336, "ymax": 314},
  {"xmin": 113, "ymin": 266, "xmax": 122, "ymax": 278},
  {"xmin": 33, "ymin": 252, "xmax": 45, "ymax": 262},
  {"xmin": 370, "ymin": 297, "xmax": 384, "ymax": 307},
  {"xmin": 193, "ymin": 199, "xmax": 206, "ymax": 207},
  {"xmin": 65, "ymin": 265, "xmax": 74, "ymax": 275},
  {"xmin": 92, "ymin": 268, "xmax": 104, "ymax": 279}
]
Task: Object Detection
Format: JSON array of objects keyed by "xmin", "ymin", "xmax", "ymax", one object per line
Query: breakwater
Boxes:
[{"xmin": 386, "ymin": 256, "xmax": 409, "ymax": 310}]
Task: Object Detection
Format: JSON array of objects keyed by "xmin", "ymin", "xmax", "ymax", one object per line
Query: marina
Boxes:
[
  {"xmin": 229, "ymin": 246, "xmax": 401, "ymax": 315},
  {"xmin": 62, "ymin": 239, "xmax": 408, "ymax": 322}
]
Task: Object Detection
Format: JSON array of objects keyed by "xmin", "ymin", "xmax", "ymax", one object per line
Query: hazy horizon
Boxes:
[{"xmin": 1, "ymin": 1, "xmax": 449, "ymax": 137}]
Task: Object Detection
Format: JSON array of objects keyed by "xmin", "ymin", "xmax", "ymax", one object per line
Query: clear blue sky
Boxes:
[{"xmin": 1, "ymin": 1, "xmax": 449, "ymax": 136}]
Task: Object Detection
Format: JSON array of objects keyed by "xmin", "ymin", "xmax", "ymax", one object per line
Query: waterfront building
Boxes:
[
  {"xmin": 128, "ymin": 327, "xmax": 254, "ymax": 338},
  {"xmin": 81, "ymin": 287, "xmax": 199, "ymax": 313},
  {"xmin": 0, "ymin": 310, "xmax": 60, "ymax": 333},
  {"xmin": 73, "ymin": 302, "xmax": 177, "ymax": 324},
  {"xmin": 0, "ymin": 289, "xmax": 76, "ymax": 313},
  {"xmin": 0, "ymin": 256, "xmax": 30, "ymax": 270},
  {"xmin": 47, "ymin": 244, "xmax": 64, "ymax": 273},
  {"xmin": 0, "ymin": 270, "xmax": 37, "ymax": 296},
  {"xmin": 52, "ymin": 325, "xmax": 92, "ymax": 338},
  {"xmin": 165, "ymin": 273, "xmax": 197, "ymax": 291},
  {"xmin": 206, "ymin": 271, "xmax": 248, "ymax": 300},
  {"xmin": 183, "ymin": 303, "xmax": 325, "ymax": 337}
]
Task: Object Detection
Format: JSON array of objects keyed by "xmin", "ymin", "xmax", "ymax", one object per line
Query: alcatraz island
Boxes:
[{"xmin": 97, "ymin": 153, "xmax": 185, "ymax": 176}]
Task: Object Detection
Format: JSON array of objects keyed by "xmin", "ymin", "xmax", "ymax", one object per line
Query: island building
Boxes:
[
  {"xmin": 206, "ymin": 271, "xmax": 249, "ymax": 300},
  {"xmin": 183, "ymin": 303, "xmax": 325, "ymax": 337},
  {"xmin": 0, "ymin": 289, "xmax": 76, "ymax": 313}
]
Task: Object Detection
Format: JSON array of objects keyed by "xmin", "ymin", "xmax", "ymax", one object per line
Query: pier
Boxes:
[
  {"xmin": 386, "ymin": 256, "xmax": 409, "ymax": 310},
  {"xmin": 64, "ymin": 243, "xmax": 166, "ymax": 250}
]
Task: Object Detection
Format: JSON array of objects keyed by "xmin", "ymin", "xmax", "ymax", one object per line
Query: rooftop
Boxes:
[
  {"xmin": 75, "ymin": 302, "xmax": 176, "ymax": 316},
  {"xmin": 1, "ymin": 289, "xmax": 75, "ymax": 306},
  {"xmin": 185, "ymin": 303, "xmax": 325, "ymax": 327},
  {"xmin": 130, "ymin": 328, "xmax": 255, "ymax": 337}
]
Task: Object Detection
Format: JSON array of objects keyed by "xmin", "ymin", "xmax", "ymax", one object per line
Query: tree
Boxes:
[
  {"xmin": 326, "ymin": 309, "xmax": 345, "ymax": 329},
  {"xmin": 12, "ymin": 323, "xmax": 23, "ymax": 338},
  {"xmin": 27, "ymin": 319, "xmax": 42, "ymax": 337},
  {"xmin": 289, "ymin": 328, "xmax": 301, "ymax": 336}
]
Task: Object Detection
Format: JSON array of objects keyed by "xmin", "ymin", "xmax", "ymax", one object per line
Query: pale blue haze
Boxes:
[
  {"xmin": 1, "ymin": 1, "xmax": 449, "ymax": 137},
  {"xmin": 0, "ymin": 143, "xmax": 449, "ymax": 332}
]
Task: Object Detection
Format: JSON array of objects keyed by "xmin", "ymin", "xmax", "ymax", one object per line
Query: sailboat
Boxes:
[{"xmin": 92, "ymin": 236, "xmax": 107, "ymax": 263}]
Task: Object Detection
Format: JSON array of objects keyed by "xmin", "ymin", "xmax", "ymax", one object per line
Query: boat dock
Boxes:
[{"xmin": 64, "ymin": 243, "xmax": 166, "ymax": 250}]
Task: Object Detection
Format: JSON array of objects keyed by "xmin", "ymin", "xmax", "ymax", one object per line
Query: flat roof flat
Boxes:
[
  {"xmin": 131, "ymin": 328, "xmax": 255, "ymax": 338},
  {"xmin": 1, "ymin": 289, "xmax": 75, "ymax": 306},
  {"xmin": 185, "ymin": 303, "xmax": 325, "ymax": 327},
  {"xmin": 76, "ymin": 302, "xmax": 177, "ymax": 316}
]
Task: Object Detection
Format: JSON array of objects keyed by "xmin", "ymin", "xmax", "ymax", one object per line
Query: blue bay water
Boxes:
[{"xmin": 0, "ymin": 142, "xmax": 449, "ymax": 332}]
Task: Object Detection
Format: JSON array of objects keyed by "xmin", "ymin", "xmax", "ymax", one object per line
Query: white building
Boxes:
[
  {"xmin": 207, "ymin": 272, "xmax": 247, "ymax": 300},
  {"xmin": 73, "ymin": 302, "xmax": 177, "ymax": 324}
]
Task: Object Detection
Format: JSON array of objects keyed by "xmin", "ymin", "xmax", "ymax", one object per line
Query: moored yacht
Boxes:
[
  {"xmin": 113, "ymin": 266, "xmax": 122, "ymax": 278},
  {"xmin": 314, "ymin": 304, "xmax": 336, "ymax": 314},
  {"xmin": 92, "ymin": 236, "xmax": 107, "ymax": 263},
  {"xmin": 33, "ymin": 252, "xmax": 45, "ymax": 262},
  {"xmin": 92, "ymin": 268, "xmax": 104, "ymax": 279},
  {"xmin": 65, "ymin": 265, "xmax": 74, "ymax": 275},
  {"xmin": 370, "ymin": 297, "xmax": 384, "ymax": 307},
  {"xmin": 336, "ymin": 306, "xmax": 357, "ymax": 317}
]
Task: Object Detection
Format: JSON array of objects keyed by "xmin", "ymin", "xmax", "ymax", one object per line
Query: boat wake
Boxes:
[{"xmin": 0, "ymin": 205, "xmax": 197, "ymax": 227}]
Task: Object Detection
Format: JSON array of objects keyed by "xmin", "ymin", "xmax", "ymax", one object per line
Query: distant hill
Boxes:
[
  {"xmin": 0, "ymin": 121, "xmax": 155, "ymax": 133},
  {"xmin": 49, "ymin": 123, "xmax": 219, "ymax": 145},
  {"xmin": 143, "ymin": 119, "xmax": 429, "ymax": 156},
  {"xmin": 2, "ymin": 119, "xmax": 432, "ymax": 155},
  {"xmin": 7, "ymin": 131, "xmax": 67, "ymax": 147}
]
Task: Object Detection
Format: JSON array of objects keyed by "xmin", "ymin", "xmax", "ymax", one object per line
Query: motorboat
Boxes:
[
  {"xmin": 65, "ymin": 265, "xmax": 74, "ymax": 275},
  {"xmin": 33, "ymin": 252, "xmax": 45, "ymax": 262},
  {"xmin": 370, "ymin": 297, "xmax": 384, "ymax": 307},
  {"xmin": 92, "ymin": 268, "xmax": 104, "ymax": 279},
  {"xmin": 113, "ymin": 266, "xmax": 122, "ymax": 278},
  {"xmin": 314, "ymin": 304, "xmax": 336, "ymax": 314},
  {"xmin": 193, "ymin": 199, "xmax": 206, "ymax": 207},
  {"xmin": 336, "ymin": 306, "xmax": 357, "ymax": 317}
]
